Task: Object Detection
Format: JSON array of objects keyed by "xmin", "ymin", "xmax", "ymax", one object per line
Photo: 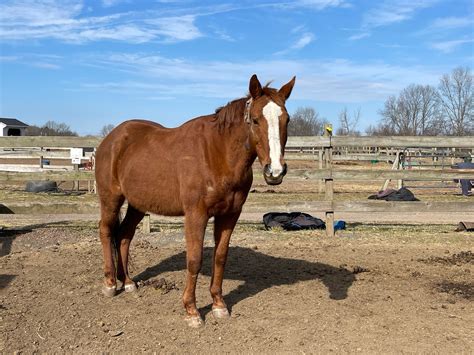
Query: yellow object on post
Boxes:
[{"xmin": 324, "ymin": 124, "xmax": 333, "ymax": 137}]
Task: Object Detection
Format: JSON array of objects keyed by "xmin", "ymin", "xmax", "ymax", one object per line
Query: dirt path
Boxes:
[{"xmin": 1, "ymin": 222, "xmax": 473, "ymax": 353}]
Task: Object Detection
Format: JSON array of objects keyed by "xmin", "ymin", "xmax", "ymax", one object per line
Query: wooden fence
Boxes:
[{"xmin": 1, "ymin": 136, "xmax": 473, "ymax": 236}]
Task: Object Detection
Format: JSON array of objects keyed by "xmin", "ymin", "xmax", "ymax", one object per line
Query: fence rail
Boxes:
[
  {"xmin": 1, "ymin": 136, "xmax": 473, "ymax": 236},
  {"xmin": 0, "ymin": 136, "xmax": 102, "ymax": 148},
  {"xmin": 1, "ymin": 135, "xmax": 474, "ymax": 149},
  {"xmin": 0, "ymin": 170, "xmax": 94, "ymax": 181},
  {"xmin": 286, "ymin": 136, "xmax": 474, "ymax": 148},
  {"xmin": 1, "ymin": 168, "xmax": 473, "ymax": 182}
]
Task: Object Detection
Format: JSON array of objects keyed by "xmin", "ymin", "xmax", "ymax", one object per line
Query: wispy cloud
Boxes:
[
  {"xmin": 101, "ymin": 0, "xmax": 128, "ymax": 7},
  {"xmin": 0, "ymin": 53, "xmax": 63, "ymax": 69},
  {"xmin": 78, "ymin": 53, "xmax": 444, "ymax": 102},
  {"xmin": 0, "ymin": 0, "xmax": 83, "ymax": 27},
  {"xmin": 212, "ymin": 28, "xmax": 236, "ymax": 42},
  {"xmin": 0, "ymin": 0, "xmax": 352, "ymax": 44},
  {"xmin": 31, "ymin": 62, "xmax": 61, "ymax": 70},
  {"xmin": 292, "ymin": 33, "xmax": 315, "ymax": 49},
  {"xmin": 144, "ymin": 15, "xmax": 202, "ymax": 42},
  {"xmin": 431, "ymin": 38, "xmax": 474, "ymax": 53},
  {"xmin": 417, "ymin": 15, "xmax": 473, "ymax": 36},
  {"xmin": 349, "ymin": 0, "xmax": 440, "ymax": 40},
  {"xmin": 0, "ymin": 0, "xmax": 202, "ymax": 43},
  {"xmin": 363, "ymin": 0, "xmax": 440, "ymax": 28},
  {"xmin": 275, "ymin": 31, "xmax": 315, "ymax": 55},
  {"xmin": 430, "ymin": 16, "xmax": 472, "ymax": 30},
  {"xmin": 348, "ymin": 32, "xmax": 370, "ymax": 41},
  {"xmin": 0, "ymin": 55, "xmax": 19, "ymax": 62},
  {"xmin": 283, "ymin": 0, "xmax": 351, "ymax": 10}
]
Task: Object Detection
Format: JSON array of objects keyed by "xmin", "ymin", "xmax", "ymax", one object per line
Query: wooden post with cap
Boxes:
[
  {"xmin": 323, "ymin": 123, "xmax": 335, "ymax": 237},
  {"xmin": 142, "ymin": 213, "xmax": 151, "ymax": 233}
]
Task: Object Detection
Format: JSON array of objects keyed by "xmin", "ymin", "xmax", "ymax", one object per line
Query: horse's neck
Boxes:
[{"xmin": 213, "ymin": 116, "xmax": 256, "ymax": 174}]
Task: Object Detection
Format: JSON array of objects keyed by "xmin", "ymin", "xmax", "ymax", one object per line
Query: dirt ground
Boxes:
[
  {"xmin": 1, "ymin": 219, "xmax": 473, "ymax": 353},
  {"xmin": 1, "ymin": 158, "xmax": 473, "ymax": 353}
]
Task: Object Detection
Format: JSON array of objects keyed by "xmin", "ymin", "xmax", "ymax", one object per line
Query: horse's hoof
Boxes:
[
  {"xmin": 102, "ymin": 284, "xmax": 117, "ymax": 297},
  {"xmin": 124, "ymin": 283, "xmax": 137, "ymax": 293},
  {"xmin": 184, "ymin": 315, "xmax": 204, "ymax": 328},
  {"xmin": 212, "ymin": 307, "xmax": 230, "ymax": 319}
]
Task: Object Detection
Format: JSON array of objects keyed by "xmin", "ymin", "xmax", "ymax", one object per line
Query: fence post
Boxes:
[
  {"xmin": 73, "ymin": 164, "xmax": 79, "ymax": 191},
  {"xmin": 325, "ymin": 178, "xmax": 334, "ymax": 237},
  {"xmin": 324, "ymin": 142, "xmax": 335, "ymax": 237},
  {"xmin": 318, "ymin": 149, "xmax": 323, "ymax": 193},
  {"xmin": 142, "ymin": 213, "xmax": 151, "ymax": 233},
  {"xmin": 39, "ymin": 156, "xmax": 44, "ymax": 169}
]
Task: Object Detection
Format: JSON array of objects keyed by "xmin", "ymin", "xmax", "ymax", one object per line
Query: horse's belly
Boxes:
[
  {"xmin": 127, "ymin": 192, "xmax": 184, "ymax": 216},
  {"xmin": 206, "ymin": 189, "xmax": 249, "ymax": 216},
  {"xmin": 121, "ymin": 175, "xmax": 184, "ymax": 216}
]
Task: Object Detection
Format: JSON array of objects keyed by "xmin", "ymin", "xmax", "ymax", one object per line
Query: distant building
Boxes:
[{"xmin": 0, "ymin": 118, "xmax": 29, "ymax": 136}]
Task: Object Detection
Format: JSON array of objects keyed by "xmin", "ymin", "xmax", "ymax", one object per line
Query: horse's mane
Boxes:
[
  {"xmin": 213, "ymin": 97, "xmax": 247, "ymax": 133},
  {"xmin": 213, "ymin": 85, "xmax": 281, "ymax": 133}
]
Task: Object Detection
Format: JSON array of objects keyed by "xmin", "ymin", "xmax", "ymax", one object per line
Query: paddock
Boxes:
[{"xmin": 0, "ymin": 136, "xmax": 473, "ymax": 352}]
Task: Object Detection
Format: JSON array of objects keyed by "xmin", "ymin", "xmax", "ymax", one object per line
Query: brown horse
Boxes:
[{"xmin": 95, "ymin": 74, "xmax": 295, "ymax": 327}]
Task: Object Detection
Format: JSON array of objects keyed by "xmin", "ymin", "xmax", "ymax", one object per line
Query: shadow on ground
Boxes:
[{"xmin": 135, "ymin": 246, "xmax": 355, "ymax": 314}]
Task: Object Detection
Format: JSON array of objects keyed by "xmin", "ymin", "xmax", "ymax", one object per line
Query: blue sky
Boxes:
[{"xmin": 0, "ymin": 0, "xmax": 473, "ymax": 135}]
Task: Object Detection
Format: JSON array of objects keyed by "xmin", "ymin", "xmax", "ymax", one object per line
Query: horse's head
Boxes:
[{"xmin": 245, "ymin": 74, "xmax": 295, "ymax": 185}]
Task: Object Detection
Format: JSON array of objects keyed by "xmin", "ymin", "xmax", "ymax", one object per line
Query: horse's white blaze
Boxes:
[{"xmin": 263, "ymin": 101, "xmax": 283, "ymax": 177}]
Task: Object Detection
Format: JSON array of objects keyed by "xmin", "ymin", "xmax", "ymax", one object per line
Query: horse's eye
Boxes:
[{"xmin": 252, "ymin": 118, "xmax": 259, "ymax": 125}]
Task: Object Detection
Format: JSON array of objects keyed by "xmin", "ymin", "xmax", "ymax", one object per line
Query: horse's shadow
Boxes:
[{"xmin": 134, "ymin": 246, "xmax": 356, "ymax": 314}]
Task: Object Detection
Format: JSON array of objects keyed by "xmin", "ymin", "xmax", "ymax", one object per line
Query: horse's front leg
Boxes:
[
  {"xmin": 210, "ymin": 212, "xmax": 240, "ymax": 319},
  {"xmin": 182, "ymin": 211, "xmax": 208, "ymax": 328}
]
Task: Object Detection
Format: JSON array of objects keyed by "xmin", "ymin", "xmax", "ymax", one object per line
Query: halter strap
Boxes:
[{"xmin": 244, "ymin": 98, "xmax": 253, "ymax": 124}]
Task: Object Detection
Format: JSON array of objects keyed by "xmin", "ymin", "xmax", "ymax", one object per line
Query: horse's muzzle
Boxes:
[{"xmin": 263, "ymin": 163, "xmax": 287, "ymax": 185}]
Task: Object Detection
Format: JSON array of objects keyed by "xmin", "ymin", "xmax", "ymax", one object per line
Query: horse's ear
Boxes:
[
  {"xmin": 279, "ymin": 76, "xmax": 296, "ymax": 100},
  {"xmin": 249, "ymin": 74, "xmax": 263, "ymax": 99}
]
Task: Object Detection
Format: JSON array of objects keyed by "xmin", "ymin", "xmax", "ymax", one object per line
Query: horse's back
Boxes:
[{"xmin": 106, "ymin": 119, "xmax": 167, "ymax": 140}]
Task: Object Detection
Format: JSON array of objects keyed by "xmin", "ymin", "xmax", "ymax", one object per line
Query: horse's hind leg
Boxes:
[
  {"xmin": 99, "ymin": 194, "xmax": 124, "ymax": 297},
  {"xmin": 116, "ymin": 204, "xmax": 145, "ymax": 292}
]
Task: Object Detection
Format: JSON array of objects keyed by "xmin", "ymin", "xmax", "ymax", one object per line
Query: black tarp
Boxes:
[
  {"xmin": 263, "ymin": 212, "xmax": 325, "ymax": 231},
  {"xmin": 368, "ymin": 187, "xmax": 419, "ymax": 201}
]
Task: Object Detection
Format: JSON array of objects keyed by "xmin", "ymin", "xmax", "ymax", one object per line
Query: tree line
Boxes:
[
  {"xmin": 26, "ymin": 121, "xmax": 78, "ymax": 136},
  {"xmin": 289, "ymin": 66, "xmax": 473, "ymax": 136}
]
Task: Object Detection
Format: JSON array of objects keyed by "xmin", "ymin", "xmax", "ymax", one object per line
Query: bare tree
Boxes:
[
  {"xmin": 365, "ymin": 122, "xmax": 396, "ymax": 136},
  {"xmin": 379, "ymin": 84, "xmax": 440, "ymax": 135},
  {"xmin": 26, "ymin": 120, "xmax": 77, "ymax": 136},
  {"xmin": 437, "ymin": 66, "xmax": 473, "ymax": 136},
  {"xmin": 419, "ymin": 85, "xmax": 444, "ymax": 135},
  {"xmin": 288, "ymin": 107, "xmax": 326, "ymax": 136},
  {"xmin": 100, "ymin": 124, "xmax": 115, "ymax": 137},
  {"xmin": 336, "ymin": 107, "xmax": 361, "ymax": 136}
]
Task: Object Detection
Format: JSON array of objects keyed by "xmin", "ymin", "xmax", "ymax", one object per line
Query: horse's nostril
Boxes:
[{"xmin": 264, "ymin": 164, "xmax": 272, "ymax": 176}]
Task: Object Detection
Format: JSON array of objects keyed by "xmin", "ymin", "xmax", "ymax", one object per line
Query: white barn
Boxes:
[{"xmin": 0, "ymin": 118, "xmax": 29, "ymax": 136}]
